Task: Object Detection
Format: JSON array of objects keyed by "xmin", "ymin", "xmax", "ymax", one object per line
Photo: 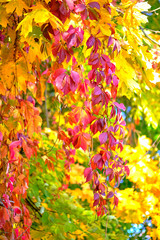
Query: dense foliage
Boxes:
[{"xmin": 0, "ymin": 0, "xmax": 160, "ymax": 239}]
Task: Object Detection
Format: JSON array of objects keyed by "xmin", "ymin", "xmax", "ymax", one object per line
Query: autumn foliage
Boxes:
[{"xmin": 0, "ymin": 0, "xmax": 160, "ymax": 239}]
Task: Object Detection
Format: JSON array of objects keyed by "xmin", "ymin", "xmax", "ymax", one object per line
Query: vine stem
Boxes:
[
  {"xmin": 45, "ymin": 81, "xmax": 50, "ymax": 128},
  {"xmin": 17, "ymin": 226, "xmax": 30, "ymax": 239},
  {"xmin": 139, "ymin": 26, "xmax": 160, "ymax": 47}
]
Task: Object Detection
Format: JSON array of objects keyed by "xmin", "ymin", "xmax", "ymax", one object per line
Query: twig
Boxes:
[
  {"xmin": 139, "ymin": 26, "xmax": 160, "ymax": 47},
  {"xmin": 25, "ymin": 197, "xmax": 42, "ymax": 217},
  {"xmin": 116, "ymin": 8, "xmax": 124, "ymax": 14},
  {"xmin": 31, "ymin": 226, "xmax": 44, "ymax": 232},
  {"xmin": 143, "ymin": 7, "xmax": 160, "ymax": 14},
  {"xmin": 17, "ymin": 226, "xmax": 30, "ymax": 239},
  {"xmin": 144, "ymin": 28, "xmax": 160, "ymax": 34},
  {"xmin": 45, "ymin": 81, "xmax": 50, "ymax": 128},
  {"xmin": 142, "ymin": 135, "xmax": 160, "ymax": 158}
]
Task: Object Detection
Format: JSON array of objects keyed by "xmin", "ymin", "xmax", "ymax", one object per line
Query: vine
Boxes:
[{"xmin": 0, "ymin": 0, "xmax": 129, "ymax": 238}]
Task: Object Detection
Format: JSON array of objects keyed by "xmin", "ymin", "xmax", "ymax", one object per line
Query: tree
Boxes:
[{"xmin": 0, "ymin": 0, "xmax": 160, "ymax": 239}]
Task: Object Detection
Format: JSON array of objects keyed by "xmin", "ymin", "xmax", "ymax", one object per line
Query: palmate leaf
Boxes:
[
  {"xmin": 115, "ymin": 51, "xmax": 141, "ymax": 97},
  {"xmin": 5, "ymin": 0, "xmax": 28, "ymax": 16},
  {"xmin": 1, "ymin": 0, "xmax": 160, "ymax": 239},
  {"xmin": 27, "ymin": 127, "xmax": 128, "ymax": 240},
  {"xmin": 17, "ymin": 3, "xmax": 62, "ymax": 38},
  {"xmin": 0, "ymin": 54, "xmax": 33, "ymax": 93},
  {"xmin": 0, "ymin": 6, "xmax": 8, "ymax": 27}
]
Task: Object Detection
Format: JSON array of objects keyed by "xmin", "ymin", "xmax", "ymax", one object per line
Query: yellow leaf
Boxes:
[
  {"xmin": 16, "ymin": 58, "xmax": 29, "ymax": 92},
  {"xmin": 115, "ymin": 51, "xmax": 140, "ymax": 94},
  {"xmin": 36, "ymin": 77, "xmax": 46, "ymax": 104},
  {"xmin": 4, "ymin": 117, "xmax": 17, "ymax": 131},
  {"xmin": 99, "ymin": 24, "xmax": 111, "ymax": 36},
  {"xmin": 0, "ymin": 6, "xmax": 8, "ymax": 27},
  {"xmin": 0, "ymin": 124, "xmax": 9, "ymax": 137},
  {"xmin": 142, "ymin": 69, "xmax": 155, "ymax": 89},
  {"xmin": 0, "ymin": 82, "xmax": 6, "ymax": 95},
  {"xmin": 17, "ymin": 4, "xmax": 62, "ymax": 38},
  {"xmin": 0, "ymin": 61, "xmax": 15, "ymax": 90},
  {"xmin": 5, "ymin": 0, "xmax": 28, "ymax": 16},
  {"xmin": 17, "ymin": 14, "xmax": 33, "ymax": 38}
]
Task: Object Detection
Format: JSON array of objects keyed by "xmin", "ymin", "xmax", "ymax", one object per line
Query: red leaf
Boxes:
[
  {"xmin": 86, "ymin": 36, "xmax": 95, "ymax": 49},
  {"xmin": 118, "ymin": 141, "xmax": 123, "ymax": 152},
  {"xmin": 84, "ymin": 167, "xmax": 93, "ymax": 182},
  {"xmin": 80, "ymin": 135, "xmax": 88, "ymax": 151},
  {"xmin": 91, "ymin": 159, "xmax": 97, "ymax": 170},
  {"xmin": 99, "ymin": 183, "xmax": 105, "ymax": 194},
  {"xmin": 109, "ymin": 173, "xmax": 114, "ymax": 182},
  {"xmin": 88, "ymin": 53, "xmax": 99, "ymax": 68},
  {"xmin": 9, "ymin": 140, "xmax": 21, "ymax": 160},
  {"xmin": 59, "ymin": 184, "xmax": 68, "ymax": 191},
  {"xmin": 14, "ymin": 207, "xmax": 22, "ymax": 215},
  {"xmin": 107, "ymin": 36, "xmax": 113, "ymax": 47},
  {"xmin": 106, "ymin": 151, "xmax": 111, "ymax": 160},
  {"xmin": 97, "ymin": 159, "xmax": 104, "ymax": 170},
  {"xmin": 15, "ymin": 228, "xmax": 19, "ymax": 238},
  {"xmin": 86, "ymin": 171, "xmax": 93, "ymax": 182},
  {"xmin": 111, "ymin": 85, "xmax": 117, "ymax": 99},
  {"xmin": 101, "ymin": 54, "xmax": 110, "ymax": 66},
  {"xmin": 72, "ymin": 134, "xmax": 81, "ymax": 149},
  {"xmin": 114, "ymin": 102, "xmax": 126, "ymax": 111},
  {"xmin": 9, "ymin": 177, "xmax": 15, "ymax": 183},
  {"xmin": 67, "ymin": 33, "xmax": 76, "ymax": 49},
  {"xmin": 119, "ymin": 120, "xmax": 126, "ymax": 126},
  {"xmin": 79, "ymin": 133, "xmax": 91, "ymax": 151},
  {"xmin": 88, "ymin": 2, "xmax": 100, "ymax": 9},
  {"xmin": 22, "ymin": 140, "xmax": 33, "ymax": 159},
  {"xmin": 53, "ymin": 68, "xmax": 66, "ymax": 78},
  {"xmin": 110, "ymin": 105, "xmax": 116, "ymax": 119},
  {"xmin": 112, "ymin": 75, "xmax": 119, "ymax": 87},
  {"xmin": 84, "ymin": 167, "xmax": 92, "ymax": 178},
  {"xmin": 108, "ymin": 133, "xmax": 117, "ymax": 147},
  {"xmin": 90, "ymin": 121, "xmax": 98, "ymax": 134},
  {"xmin": 107, "ymin": 191, "xmax": 114, "ymax": 199},
  {"xmin": 94, "ymin": 192, "xmax": 99, "ymax": 200},
  {"xmin": 106, "ymin": 168, "xmax": 113, "ymax": 176},
  {"xmin": 66, "ymin": 0, "xmax": 74, "ymax": 10},
  {"xmin": 70, "ymin": 70, "xmax": 80, "ymax": 92},
  {"xmin": 108, "ymin": 126, "xmax": 114, "ymax": 132},
  {"xmin": 93, "ymin": 198, "xmax": 99, "ymax": 207},
  {"xmin": 58, "ymin": 47, "xmax": 66, "ymax": 63},
  {"xmin": 99, "ymin": 132, "xmax": 108, "ymax": 144},
  {"xmin": 114, "ymin": 125, "xmax": 119, "ymax": 133},
  {"xmin": 0, "ymin": 131, "xmax": 3, "ymax": 142},
  {"xmin": 93, "ymin": 154, "xmax": 101, "ymax": 163},
  {"xmin": 124, "ymin": 166, "xmax": 130, "ymax": 176},
  {"xmin": 75, "ymin": 4, "xmax": 86, "ymax": 12},
  {"xmin": 88, "ymin": 8, "xmax": 100, "ymax": 21},
  {"xmin": 93, "ymin": 86, "xmax": 102, "ymax": 95},
  {"xmin": 90, "ymin": 118, "xmax": 105, "ymax": 134},
  {"xmin": 114, "ymin": 195, "xmax": 119, "ymax": 206}
]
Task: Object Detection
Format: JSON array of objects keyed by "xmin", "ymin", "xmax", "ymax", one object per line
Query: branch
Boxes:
[
  {"xmin": 44, "ymin": 81, "xmax": 50, "ymax": 128},
  {"xmin": 31, "ymin": 226, "xmax": 44, "ymax": 232},
  {"xmin": 139, "ymin": 26, "xmax": 160, "ymax": 47},
  {"xmin": 144, "ymin": 28, "xmax": 160, "ymax": 34},
  {"xmin": 143, "ymin": 7, "xmax": 160, "ymax": 14},
  {"xmin": 17, "ymin": 227, "xmax": 30, "ymax": 239},
  {"xmin": 25, "ymin": 197, "xmax": 42, "ymax": 217},
  {"xmin": 142, "ymin": 135, "xmax": 160, "ymax": 158}
]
